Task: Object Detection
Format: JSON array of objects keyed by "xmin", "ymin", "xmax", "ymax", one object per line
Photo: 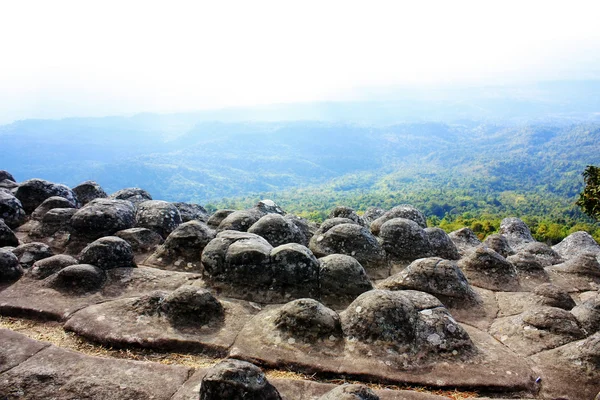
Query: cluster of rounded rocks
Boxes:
[{"xmin": 2, "ymin": 171, "xmax": 600, "ymax": 374}]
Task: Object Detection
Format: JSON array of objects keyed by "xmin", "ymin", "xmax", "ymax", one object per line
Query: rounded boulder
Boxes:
[{"xmin": 78, "ymin": 236, "xmax": 136, "ymax": 270}]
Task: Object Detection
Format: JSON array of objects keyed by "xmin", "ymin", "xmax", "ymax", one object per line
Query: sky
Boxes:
[{"xmin": 1, "ymin": 0, "xmax": 600, "ymax": 124}]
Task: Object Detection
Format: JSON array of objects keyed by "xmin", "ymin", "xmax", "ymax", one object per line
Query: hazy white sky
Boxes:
[{"xmin": 1, "ymin": 0, "xmax": 599, "ymax": 124}]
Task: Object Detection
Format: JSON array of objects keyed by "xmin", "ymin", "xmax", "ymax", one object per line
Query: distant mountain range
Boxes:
[{"xmin": 1, "ymin": 80, "xmax": 599, "ymax": 223}]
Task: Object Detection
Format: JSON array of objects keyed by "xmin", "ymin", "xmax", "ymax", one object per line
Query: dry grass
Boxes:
[{"xmin": 0, "ymin": 316, "xmax": 480, "ymax": 399}]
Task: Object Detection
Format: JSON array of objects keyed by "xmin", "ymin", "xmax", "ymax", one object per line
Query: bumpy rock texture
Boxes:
[
  {"xmin": 15, "ymin": 178, "xmax": 77, "ymax": 214},
  {"xmin": 70, "ymin": 198, "xmax": 136, "ymax": 240},
  {"xmin": 78, "ymin": 236, "xmax": 136, "ymax": 270},
  {"xmin": 0, "ymin": 190, "xmax": 26, "ymax": 228},
  {"xmin": 72, "ymin": 180, "xmax": 108, "ymax": 205}
]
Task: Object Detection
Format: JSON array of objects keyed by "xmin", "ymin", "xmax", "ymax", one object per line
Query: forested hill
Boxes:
[{"xmin": 2, "ymin": 117, "xmax": 600, "ymax": 241}]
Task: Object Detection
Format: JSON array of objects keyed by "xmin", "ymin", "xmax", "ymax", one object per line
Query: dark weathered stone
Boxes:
[
  {"xmin": 507, "ymin": 252, "xmax": 545, "ymax": 272},
  {"xmin": 0, "ymin": 219, "xmax": 18, "ymax": 247},
  {"xmin": 70, "ymin": 198, "xmax": 136, "ymax": 239},
  {"xmin": 78, "ymin": 236, "xmax": 136, "ymax": 270},
  {"xmin": 532, "ymin": 283, "xmax": 576, "ymax": 310},
  {"xmin": 11, "ymin": 242, "xmax": 53, "ymax": 269},
  {"xmin": 370, "ymin": 205, "xmax": 427, "ymax": 235},
  {"xmin": 548, "ymin": 253, "xmax": 600, "ymax": 276},
  {"xmin": 553, "ymin": 231, "xmax": 600, "ymax": 260},
  {"xmin": 248, "ymin": 213, "xmax": 305, "ymax": 247},
  {"xmin": 319, "ymin": 254, "xmax": 373, "ymax": 303},
  {"xmin": 116, "ymin": 227, "xmax": 164, "ymax": 251},
  {"xmin": 0, "ymin": 248, "xmax": 23, "ymax": 282},
  {"xmin": 0, "ymin": 190, "xmax": 26, "ymax": 228},
  {"xmin": 519, "ymin": 241, "xmax": 563, "ymax": 266},
  {"xmin": 483, "ymin": 234, "xmax": 515, "ymax": 258},
  {"xmin": 378, "ymin": 258, "xmax": 477, "ymax": 303},
  {"xmin": 135, "ymin": 200, "xmax": 182, "ymax": 237},
  {"xmin": 318, "ymin": 384, "xmax": 379, "ymax": 400},
  {"xmin": 458, "ymin": 247, "xmax": 519, "ymax": 291},
  {"xmin": 361, "ymin": 207, "xmax": 386, "ymax": 225},
  {"xmin": 328, "ymin": 206, "xmax": 365, "ymax": 226},
  {"xmin": 160, "ymin": 286, "xmax": 224, "ymax": 328},
  {"xmin": 199, "ymin": 359, "xmax": 282, "ymax": 400},
  {"xmin": 571, "ymin": 294, "xmax": 600, "ymax": 335},
  {"xmin": 310, "ymin": 223, "xmax": 385, "ymax": 272},
  {"xmin": 425, "ymin": 227, "xmax": 460, "ymax": 260},
  {"xmin": 14, "ymin": 178, "xmax": 77, "ymax": 214},
  {"xmin": 379, "ymin": 218, "xmax": 431, "ymax": 261},
  {"xmin": 217, "ymin": 209, "xmax": 263, "ymax": 232},
  {"xmin": 109, "ymin": 187, "xmax": 152, "ymax": 206},
  {"xmin": 0, "ymin": 170, "xmax": 15, "ymax": 182},
  {"xmin": 72, "ymin": 180, "xmax": 107, "ymax": 205},
  {"xmin": 448, "ymin": 227, "xmax": 481, "ymax": 256},
  {"xmin": 207, "ymin": 209, "xmax": 236, "ymax": 230},
  {"xmin": 50, "ymin": 264, "xmax": 106, "ymax": 293},
  {"xmin": 145, "ymin": 220, "xmax": 214, "ymax": 271},
  {"xmin": 29, "ymin": 208, "xmax": 77, "ymax": 238},
  {"xmin": 255, "ymin": 199, "xmax": 286, "ymax": 215},
  {"xmin": 274, "ymin": 298, "xmax": 342, "ymax": 341},
  {"xmin": 283, "ymin": 214, "xmax": 315, "ymax": 247},
  {"xmin": 270, "ymin": 243, "xmax": 319, "ymax": 297},
  {"xmin": 499, "ymin": 217, "xmax": 535, "ymax": 250},
  {"xmin": 29, "ymin": 254, "xmax": 78, "ymax": 280},
  {"xmin": 31, "ymin": 196, "xmax": 76, "ymax": 221},
  {"xmin": 173, "ymin": 202, "xmax": 209, "ymax": 222}
]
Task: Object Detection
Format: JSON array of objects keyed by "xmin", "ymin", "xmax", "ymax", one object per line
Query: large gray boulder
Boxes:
[
  {"xmin": 173, "ymin": 202, "xmax": 209, "ymax": 223},
  {"xmin": 135, "ymin": 200, "xmax": 182, "ymax": 238},
  {"xmin": 72, "ymin": 180, "xmax": 107, "ymax": 205},
  {"xmin": 199, "ymin": 359, "xmax": 281, "ymax": 400},
  {"xmin": 483, "ymin": 234, "xmax": 515, "ymax": 258},
  {"xmin": 15, "ymin": 178, "xmax": 77, "ymax": 214},
  {"xmin": 425, "ymin": 227, "xmax": 460, "ymax": 260},
  {"xmin": 499, "ymin": 217, "xmax": 535, "ymax": 250},
  {"xmin": 159, "ymin": 286, "xmax": 224, "ymax": 328},
  {"xmin": 319, "ymin": 254, "xmax": 373, "ymax": 304},
  {"xmin": 0, "ymin": 248, "xmax": 23, "ymax": 282},
  {"xmin": 0, "ymin": 170, "xmax": 15, "ymax": 182},
  {"xmin": 145, "ymin": 220, "xmax": 214, "ymax": 271},
  {"xmin": 50, "ymin": 264, "xmax": 106, "ymax": 293},
  {"xmin": 109, "ymin": 187, "xmax": 152, "ymax": 206},
  {"xmin": 309, "ymin": 221, "xmax": 385, "ymax": 272},
  {"xmin": 115, "ymin": 227, "xmax": 164, "ymax": 252},
  {"xmin": 379, "ymin": 218, "xmax": 431, "ymax": 261},
  {"xmin": 78, "ymin": 236, "xmax": 135, "ymax": 270},
  {"xmin": 370, "ymin": 205, "xmax": 427, "ymax": 235},
  {"xmin": 70, "ymin": 199, "xmax": 136, "ymax": 240},
  {"xmin": 0, "ymin": 219, "xmax": 18, "ymax": 247},
  {"xmin": 11, "ymin": 242, "xmax": 53, "ymax": 269},
  {"xmin": 458, "ymin": 247, "xmax": 519, "ymax": 291},
  {"xmin": 29, "ymin": 254, "xmax": 79, "ymax": 280},
  {"xmin": 448, "ymin": 227, "xmax": 481, "ymax": 256},
  {"xmin": 318, "ymin": 384, "xmax": 379, "ymax": 400},
  {"xmin": 0, "ymin": 190, "xmax": 26, "ymax": 228},
  {"xmin": 553, "ymin": 231, "xmax": 600, "ymax": 261},
  {"xmin": 571, "ymin": 294, "xmax": 600, "ymax": 335},
  {"xmin": 273, "ymin": 298, "xmax": 342, "ymax": 342},
  {"xmin": 248, "ymin": 213, "xmax": 306, "ymax": 247},
  {"xmin": 31, "ymin": 196, "xmax": 76, "ymax": 221},
  {"xmin": 207, "ymin": 209, "xmax": 235, "ymax": 230},
  {"xmin": 328, "ymin": 206, "xmax": 365, "ymax": 226},
  {"xmin": 217, "ymin": 209, "xmax": 263, "ymax": 233},
  {"xmin": 30, "ymin": 208, "xmax": 77, "ymax": 238}
]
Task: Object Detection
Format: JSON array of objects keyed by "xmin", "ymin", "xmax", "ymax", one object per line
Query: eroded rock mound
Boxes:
[
  {"xmin": 548, "ymin": 253, "xmax": 600, "ymax": 276},
  {"xmin": 483, "ymin": 234, "xmax": 515, "ymax": 258},
  {"xmin": 379, "ymin": 218, "xmax": 431, "ymax": 261},
  {"xmin": 145, "ymin": 220, "xmax": 214, "ymax": 271},
  {"xmin": 49, "ymin": 264, "xmax": 106, "ymax": 293},
  {"xmin": 553, "ymin": 231, "xmax": 600, "ymax": 260},
  {"xmin": 378, "ymin": 258, "xmax": 478, "ymax": 306},
  {"xmin": 499, "ymin": 217, "xmax": 535, "ymax": 250},
  {"xmin": 199, "ymin": 359, "xmax": 282, "ymax": 400},
  {"xmin": 207, "ymin": 209, "xmax": 235, "ymax": 230},
  {"xmin": 309, "ymin": 222, "xmax": 385, "ymax": 273},
  {"xmin": 30, "ymin": 208, "xmax": 77, "ymax": 239},
  {"xmin": 217, "ymin": 209, "xmax": 263, "ymax": 233},
  {"xmin": 159, "ymin": 286, "xmax": 224, "ymax": 328},
  {"xmin": 328, "ymin": 206, "xmax": 365, "ymax": 226},
  {"xmin": 173, "ymin": 202, "xmax": 209, "ymax": 223},
  {"xmin": 318, "ymin": 384, "xmax": 379, "ymax": 400},
  {"xmin": 340, "ymin": 289, "xmax": 473, "ymax": 355},
  {"xmin": 458, "ymin": 247, "xmax": 519, "ymax": 291},
  {"xmin": 319, "ymin": 254, "xmax": 373, "ymax": 305},
  {"xmin": 532, "ymin": 283, "xmax": 576, "ymax": 310},
  {"xmin": 571, "ymin": 294, "xmax": 600, "ymax": 335},
  {"xmin": 72, "ymin": 180, "xmax": 107, "ymax": 205},
  {"xmin": 31, "ymin": 196, "xmax": 76, "ymax": 221},
  {"xmin": 115, "ymin": 227, "xmax": 164, "ymax": 252},
  {"xmin": 0, "ymin": 170, "xmax": 15, "ymax": 182},
  {"xmin": 448, "ymin": 228, "xmax": 481, "ymax": 256},
  {"xmin": 12, "ymin": 242, "xmax": 53, "ymax": 269},
  {"xmin": 135, "ymin": 200, "xmax": 182, "ymax": 237},
  {"xmin": 15, "ymin": 178, "xmax": 77, "ymax": 214},
  {"xmin": 0, "ymin": 248, "xmax": 23, "ymax": 282},
  {"xmin": 248, "ymin": 213, "xmax": 306, "ymax": 247},
  {"xmin": 273, "ymin": 298, "xmax": 342, "ymax": 341},
  {"xmin": 0, "ymin": 219, "xmax": 19, "ymax": 247},
  {"xmin": 361, "ymin": 207, "xmax": 385, "ymax": 225},
  {"xmin": 518, "ymin": 241, "xmax": 563, "ymax": 266},
  {"xmin": 78, "ymin": 236, "xmax": 135, "ymax": 270},
  {"xmin": 108, "ymin": 187, "xmax": 152, "ymax": 207},
  {"xmin": 29, "ymin": 254, "xmax": 78, "ymax": 280},
  {"xmin": 370, "ymin": 205, "xmax": 427, "ymax": 235},
  {"xmin": 0, "ymin": 190, "xmax": 26, "ymax": 228},
  {"xmin": 70, "ymin": 199, "xmax": 136, "ymax": 240},
  {"xmin": 425, "ymin": 227, "xmax": 460, "ymax": 260}
]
